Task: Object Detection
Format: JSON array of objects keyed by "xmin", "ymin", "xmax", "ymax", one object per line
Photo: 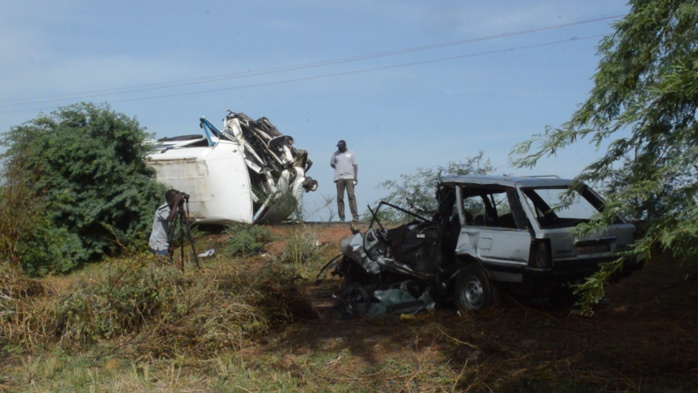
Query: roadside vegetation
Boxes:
[
  {"xmin": 0, "ymin": 0, "xmax": 697, "ymax": 391},
  {"xmin": 2, "ymin": 224, "xmax": 696, "ymax": 392},
  {"xmin": 0, "ymin": 103, "xmax": 164, "ymax": 276},
  {"xmin": 510, "ymin": 0, "xmax": 698, "ymax": 312},
  {"xmin": 0, "ymin": 224, "xmax": 324, "ymax": 390}
]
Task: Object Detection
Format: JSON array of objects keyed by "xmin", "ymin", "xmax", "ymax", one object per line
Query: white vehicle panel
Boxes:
[{"xmin": 147, "ymin": 141, "xmax": 254, "ymax": 224}]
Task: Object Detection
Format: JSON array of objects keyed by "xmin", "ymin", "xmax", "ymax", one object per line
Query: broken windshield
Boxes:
[{"xmin": 521, "ymin": 187, "xmax": 601, "ymax": 228}]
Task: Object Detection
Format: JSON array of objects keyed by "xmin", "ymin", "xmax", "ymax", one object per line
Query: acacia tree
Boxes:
[
  {"xmin": 1, "ymin": 102, "xmax": 165, "ymax": 275},
  {"xmin": 373, "ymin": 152, "xmax": 493, "ymax": 221},
  {"xmin": 511, "ymin": 0, "xmax": 698, "ymax": 310}
]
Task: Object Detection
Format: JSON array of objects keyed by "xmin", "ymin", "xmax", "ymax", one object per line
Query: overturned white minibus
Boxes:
[{"xmin": 146, "ymin": 110, "xmax": 317, "ymax": 224}]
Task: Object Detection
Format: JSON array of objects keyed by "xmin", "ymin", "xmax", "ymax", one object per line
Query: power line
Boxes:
[
  {"xmin": 0, "ymin": 15, "xmax": 621, "ymax": 109},
  {"xmin": 0, "ymin": 35, "xmax": 603, "ymax": 115}
]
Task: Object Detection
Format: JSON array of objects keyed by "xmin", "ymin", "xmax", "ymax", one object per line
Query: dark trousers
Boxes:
[{"xmin": 335, "ymin": 179, "xmax": 358, "ymax": 221}]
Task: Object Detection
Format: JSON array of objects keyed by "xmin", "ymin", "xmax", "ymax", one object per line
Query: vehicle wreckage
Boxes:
[
  {"xmin": 147, "ymin": 110, "xmax": 317, "ymax": 224},
  {"xmin": 324, "ymin": 175, "xmax": 643, "ymax": 314}
]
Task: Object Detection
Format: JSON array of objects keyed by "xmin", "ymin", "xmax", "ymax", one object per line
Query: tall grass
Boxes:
[
  {"xmin": 280, "ymin": 224, "xmax": 322, "ymax": 269},
  {"xmin": 1, "ymin": 251, "xmax": 315, "ymax": 357}
]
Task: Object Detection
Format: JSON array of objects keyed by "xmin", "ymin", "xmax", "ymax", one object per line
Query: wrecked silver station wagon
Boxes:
[
  {"xmin": 332, "ymin": 175, "xmax": 643, "ymax": 311},
  {"xmin": 147, "ymin": 110, "xmax": 317, "ymax": 224}
]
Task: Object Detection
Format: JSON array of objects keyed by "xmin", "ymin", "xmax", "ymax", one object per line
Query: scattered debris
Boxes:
[{"xmin": 197, "ymin": 249, "xmax": 216, "ymax": 258}]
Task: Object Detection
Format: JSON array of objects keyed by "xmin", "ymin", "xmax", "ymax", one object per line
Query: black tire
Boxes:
[{"xmin": 454, "ymin": 264, "xmax": 497, "ymax": 311}]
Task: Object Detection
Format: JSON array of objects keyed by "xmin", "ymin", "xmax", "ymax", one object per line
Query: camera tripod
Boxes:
[{"xmin": 167, "ymin": 199, "xmax": 202, "ymax": 271}]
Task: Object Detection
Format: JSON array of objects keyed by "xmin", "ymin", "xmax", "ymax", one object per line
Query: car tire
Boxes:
[{"xmin": 454, "ymin": 264, "xmax": 497, "ymax": 311}]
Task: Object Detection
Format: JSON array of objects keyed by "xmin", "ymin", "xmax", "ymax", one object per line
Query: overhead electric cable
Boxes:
[
  {"xmin": 0, "ymin": 15, "xmax": 621, "ymax": 109},
  {"xmin": 0, "ymin": 35, "xmax": 602, "ymax": 115}
]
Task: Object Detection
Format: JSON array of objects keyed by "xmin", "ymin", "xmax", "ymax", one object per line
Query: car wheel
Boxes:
[{"xmin": 454, "ymin": 264, "xmax": 497, "ymax": 311}]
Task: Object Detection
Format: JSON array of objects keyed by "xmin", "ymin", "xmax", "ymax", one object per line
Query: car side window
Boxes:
[
  {"xmin": 462, "ymin": 195, "xmax": 484, "ymax": 226},
  {"xmin": 492, "ymin": 192, "xmax": 517, "ymax": 229},
  {"xmin": 461, "ymin": 190, "xmax": 520, "ymax": 229}
]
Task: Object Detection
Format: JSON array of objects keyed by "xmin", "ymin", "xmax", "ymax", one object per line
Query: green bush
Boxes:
[
  {"xmin": 223, "ymin": 224, "xmax": 274, "ymax": 258},
  {"xmin": 0, "ymin": 102, "xmax": 166, "ymax": 274},
  {"xmin": 19, "ymin": 219, "xmax": 87, "ymax": 276}
]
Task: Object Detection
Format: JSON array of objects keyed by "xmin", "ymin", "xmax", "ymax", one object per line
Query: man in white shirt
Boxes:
[
  {"xmin": 149, "ymin": 189, "xmax": 185, "ymax": 257},
  {"xmin": 330, "ymin": 140, "xmax": 359, "ymax": 222}
]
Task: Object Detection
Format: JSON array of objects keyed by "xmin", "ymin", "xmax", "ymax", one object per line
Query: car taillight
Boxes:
[{"xmin": 529, "ymin": 240, "xmax": 552, "ymax": 269}]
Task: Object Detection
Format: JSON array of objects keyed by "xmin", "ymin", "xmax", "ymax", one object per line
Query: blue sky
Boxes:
[{"xmin": 0, "ymin": 1, "xmax": 630, "ymax": 220}]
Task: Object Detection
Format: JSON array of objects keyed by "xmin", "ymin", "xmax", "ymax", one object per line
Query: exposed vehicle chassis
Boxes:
[{"xmin": 331, "ymin": 201, "xmax": 464, "ymax": 314}]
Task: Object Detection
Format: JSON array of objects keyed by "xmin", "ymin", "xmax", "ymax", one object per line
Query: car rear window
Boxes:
[{"xmin": 521, "ymin": 187, "xmax": 601, "ymax": 228}]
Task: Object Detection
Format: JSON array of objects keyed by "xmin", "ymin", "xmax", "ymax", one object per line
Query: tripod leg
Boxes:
[
  {"xmin": 179, "ymin": 208, "xmax": 186, "ymax": 271},
  {"xmin": 183, "ymin": 218, "xmax": 202, "ymax": 271},
  {"xmin": 167, "ymin": 212, "xmax": 178, "ymax": 265}
]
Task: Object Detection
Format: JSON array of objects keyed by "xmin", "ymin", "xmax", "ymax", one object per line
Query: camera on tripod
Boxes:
[{"xmin": 174, "ymin": 192, "xmax": 190, "ymax": 209}]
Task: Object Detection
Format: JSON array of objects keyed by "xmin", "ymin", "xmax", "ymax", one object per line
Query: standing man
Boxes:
[{"xmin": 330, "ymin": 140, "xmax": 359, "ymax": 222}]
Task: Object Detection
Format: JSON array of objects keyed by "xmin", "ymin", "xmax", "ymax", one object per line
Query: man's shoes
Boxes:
[{"xmin": 339, "ymin": 217, "xmax": 345, "ymax": 222}]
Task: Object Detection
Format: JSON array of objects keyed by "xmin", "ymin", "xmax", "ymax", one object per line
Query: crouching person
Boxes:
[{"xmin": 149, "ymin": 189, "xmax": 186, "ymax": 259}]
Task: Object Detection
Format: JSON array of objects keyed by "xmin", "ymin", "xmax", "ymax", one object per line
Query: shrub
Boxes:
[
  {"xmin": 0, "ymin": 102, "xmax": 166, "ymax": 274},
  {"xmin": 0, "ymin": 158, "xmax": 45, "ymax": 268},
  {"xmin": 280, "ymin": 225, "xmax": 321, "ymax": 268},
  {"xmin": 18, "ymin": 220, "xmax": 87, "ymax": 276},
  {"xmin": 223, "ymin": 224, "xmax": 274, "ymax": 258}
]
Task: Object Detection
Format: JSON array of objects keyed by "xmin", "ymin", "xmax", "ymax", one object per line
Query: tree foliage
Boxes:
[
  {"xmin": 511, "ymin": 0, "xmax": 698, "ymax": 311},
  {"xmin": 0, "ymin": 157, "xmax": 47, "ymax": 267},
  {"xmin": 0, "ymin": 102, "xmax": 166, "ymax": 275},
  {"xmin": 372, "ymin": 152, "xmax": 493, "ymax": 221}
]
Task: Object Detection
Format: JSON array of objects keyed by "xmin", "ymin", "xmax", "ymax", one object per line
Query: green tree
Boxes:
[
  {"xmin": 511, "ymin": 0, "xmax": 698, "ymax": 311},
  {"xmin": 1, "ymin": 102, "xmax": 166, "ymax": 275},
  {"xmin": 371, "ymin": 152, "xmax": 493, "ymax": 222}
]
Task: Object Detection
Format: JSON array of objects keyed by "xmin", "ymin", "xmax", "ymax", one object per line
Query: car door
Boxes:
[{"xmin": 455, "ymin": 186, "xmax": 531, "ymax": 282}]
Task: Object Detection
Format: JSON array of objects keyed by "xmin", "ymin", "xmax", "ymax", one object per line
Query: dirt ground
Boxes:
[{"xmin": 262, "ymin": 222, "xmax": 698, "ymax": 390}]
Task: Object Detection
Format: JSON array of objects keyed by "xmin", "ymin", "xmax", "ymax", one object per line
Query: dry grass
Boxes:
[
  {"xmin": 1, "ymin": 248, "xmax": 316, "ymax": 357},
  {"xmin": 1, "ymin": 223, "xmax": 697, "ymax": 392},
  {"xmin": 0, "ymin": 263, "xmax": 55, "ymax": 350}
]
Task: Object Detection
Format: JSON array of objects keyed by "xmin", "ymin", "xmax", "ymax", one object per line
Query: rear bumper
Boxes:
[{"xmin": 522, "ymin": 258, "xmax": 643, "ymax": 286}]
